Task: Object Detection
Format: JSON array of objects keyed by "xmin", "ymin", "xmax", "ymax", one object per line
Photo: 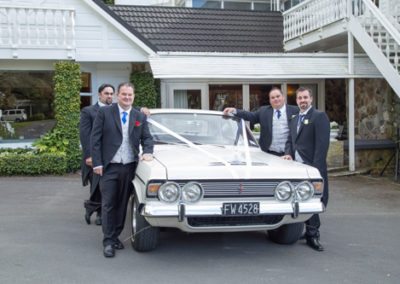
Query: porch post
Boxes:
[{"xmin": 348, "ymin": 31, "xmax": 356, "ymax": 172}]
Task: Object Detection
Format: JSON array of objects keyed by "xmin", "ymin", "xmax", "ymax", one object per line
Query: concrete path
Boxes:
[{"xmin": 0, "ymin": 175, "xmax": 399, "ymax": 284}]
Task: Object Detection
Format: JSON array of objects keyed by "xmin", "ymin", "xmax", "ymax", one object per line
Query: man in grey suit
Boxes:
[
  {"xmin": 91, "ymin": 82, "xmax": 154, "ymax": 258},
  {"xmin": 80, "ymin": 83, "xmax": 114, "ymax": 226},
  {"xmin": 223, "ymin": 87, "xmax": 299, "ymax": 156},
  {"xmin": 283, "ymin": 87, "xmax": 330, "ymax": 251}
]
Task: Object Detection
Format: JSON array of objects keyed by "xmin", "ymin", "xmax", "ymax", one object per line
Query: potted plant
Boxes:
[{"xmin": 330, "ymin": 121, "xmax": 339, "ymax": 140}]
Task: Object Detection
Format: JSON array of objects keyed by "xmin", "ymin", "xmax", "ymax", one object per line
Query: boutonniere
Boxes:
[
  {"xmin": 134, "ymin": 120, "xmax": 141, "ymax": 127},
  {"xmin": 291, "ymin": 114, "xmax": 296, "ymax": 120},
  {"xmin": 303, "ymin": 119, "xmax": 310, "ymax": 125}
]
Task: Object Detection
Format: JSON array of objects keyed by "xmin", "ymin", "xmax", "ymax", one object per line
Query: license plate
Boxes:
[{"xmin": 222, "ymin": 202, "xmax": 260, "ymax": 216}]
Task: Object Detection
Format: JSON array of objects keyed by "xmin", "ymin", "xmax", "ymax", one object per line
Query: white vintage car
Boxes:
[{"xmin": 129, "ymin": 109, "xmax": 325, "ymax": 251}]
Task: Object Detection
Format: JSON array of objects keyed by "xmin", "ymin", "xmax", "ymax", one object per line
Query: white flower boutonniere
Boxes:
[{"xmin": 304, "ymin": 119, "xmax": 309, "ymax": 125}]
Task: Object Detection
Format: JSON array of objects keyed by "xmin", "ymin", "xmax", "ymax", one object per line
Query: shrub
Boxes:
[
  {"xmin": 130, "ymin": 71, "xmax": 158, "ymax": 108},
  {"xmin": 31, "ymin": 113, "xmax": 46, "ymax": 121},
  {"xmin": 0, "ymin": 150, "xmax": 67, "ymax": 175}
]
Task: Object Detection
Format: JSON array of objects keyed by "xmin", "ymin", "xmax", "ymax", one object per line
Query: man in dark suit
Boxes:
[
  {"xmin": 283, "ymin": 87, "xmax": 330, "ymax": 251},
  {"xmin": 91, "ymin": 82, "xmax": 154, "ymax": 258},
  {"xmin": 80, "ymin": 83, "xmax": 114, "ymax": 226},
  {"xmin": 223, "ymin": 87, "xmax": 299, "ymax": 156}
]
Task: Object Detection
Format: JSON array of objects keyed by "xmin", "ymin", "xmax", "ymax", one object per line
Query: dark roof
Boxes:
[{"xmin": 93, "ymin": 1, "xmax": 283, "ymax": 53}]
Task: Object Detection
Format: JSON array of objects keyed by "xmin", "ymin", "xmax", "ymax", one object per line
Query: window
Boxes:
[
  {"xmin": 224, "ymin": 1, "xmax": 251, "ymax": 10},
  {"xmin": 209, "ymin": 85, "xmax": 242, "ymax": 111},
  {"xmin": 174, "ymin": 90, "xmax": 202, "ymax": 109},
  {"xmin": 193, "ymin": 0, "xmax": 221, "ymax": 8},
  {"xmin": 249, "ymin": 84, "xmax": 280, "ymax": 110},
  {"xmin": 0, "ymin": 71, "xmax": 55, "ymax": 140}
]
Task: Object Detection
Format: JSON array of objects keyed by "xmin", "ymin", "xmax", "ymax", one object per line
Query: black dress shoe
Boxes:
[
  {"xmin": 103, "ymin": 245, "xmax": 115, "ymax": 258},
  {"xmin": 95, "ymin": 214, "xmax": 102, "ymax": 226},
  {"xmin": 113, "ymin": 239, "xmax": 124, "ymax": 250},
  {"xmin": 306, "ymin": 237, "xmax": 324, "ymax": 251},
  {"xmin": 84, "ymin": 210, "xmax": 91, "ymax": 225}
]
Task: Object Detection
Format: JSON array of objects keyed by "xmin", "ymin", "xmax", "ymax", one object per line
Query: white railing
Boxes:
[
  {"xmin": 354, "ymin": 0, "xmax": 400, "ymax": 72},
  {"xmin": 0, "ymin": 5, "xmax": 75, "ymax": 49},
  {"xmin": 283, "ymin": 0, "xmax": 347, "ymax": 41}
]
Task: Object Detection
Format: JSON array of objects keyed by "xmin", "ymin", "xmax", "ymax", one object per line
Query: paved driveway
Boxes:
[{"xmin": 0, "ymin": 175, "xmax": 400, "ymax": 284}]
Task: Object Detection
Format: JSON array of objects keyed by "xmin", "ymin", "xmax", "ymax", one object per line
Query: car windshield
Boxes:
[{"xmin": 148, "ymin": 112, "xmax": 258, "ymax": 147}]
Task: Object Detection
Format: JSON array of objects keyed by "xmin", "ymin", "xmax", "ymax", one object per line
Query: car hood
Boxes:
[{"xmin": 152, "ymin": 145, "xmax": 321, "ymax": 180}]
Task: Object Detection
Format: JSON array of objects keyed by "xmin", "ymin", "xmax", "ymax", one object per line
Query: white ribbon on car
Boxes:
[{"xmin": 147, "ymin": 117, "xmax": 241, "ymax": 179}]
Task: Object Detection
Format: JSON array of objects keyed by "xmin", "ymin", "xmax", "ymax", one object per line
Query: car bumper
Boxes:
[{"xmin": 142, "ymin": 198, "xmax": 325, "ymax": 233}]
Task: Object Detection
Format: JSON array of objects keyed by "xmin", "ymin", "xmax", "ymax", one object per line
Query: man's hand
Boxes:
[
  {"xmin": 223, "ymin": 107, "xmax": 236, "ymax": 115},
  {"xmin": 282, "ymin": 155, "xmax": 293, "ymax": 161},
  {"xmin": 93, "ymin": 166, "xmax": 103, "ymax": 176},
  {"xmin": 141, "ymin": 153, "xmax": 154, "ymax": 161},
  {"xmin": 85, "ymin": 157, "xmax": 93, "ymax": 167},
  {"xmin": 140, "ymin": 107, "xmax": 151, "ymax": 116}
]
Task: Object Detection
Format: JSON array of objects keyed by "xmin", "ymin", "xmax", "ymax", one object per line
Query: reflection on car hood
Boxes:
[{"xmin": 153, "ymin": 145, "xmax": 321, "ymax": 180}]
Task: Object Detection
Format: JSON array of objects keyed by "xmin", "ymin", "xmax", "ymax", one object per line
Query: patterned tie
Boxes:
[
  {"xmin": 121, "ymin": 111, "xmax": 127, "ymax": 125},
  {"xmin": 297, "ymin": 114, "xmax": 305, "ymax": 132},
  {"xmin": 276, "ymin": 109, "xmax": 281, "ymax": 119}
]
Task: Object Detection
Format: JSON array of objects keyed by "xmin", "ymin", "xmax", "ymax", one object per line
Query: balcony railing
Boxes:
[
  {"xmin": 283, "ymin": 0, "xmax": 348, "ymax": 41},
  {"xmin": 0, "ymin": 5, "xmax": 75, "ymax": 49}
]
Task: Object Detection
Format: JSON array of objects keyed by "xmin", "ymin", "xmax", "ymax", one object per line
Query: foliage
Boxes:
[
  {"xmin": 102, "ymin": 0, "xmax": 115, "ymax": 4},
  {"xmin": 130, "ymin": 72, "xmax": 158, "ymax": 108},
  {"xmin": 0, "ymin": 150, "xmax": 67, "ymax": 175},
  {"xmin": 33, "ymin": 129, "xmax": 69, "ymax": 153},
  {"xmin": 34, "ymin": 61, "xmax": 82, "ymax": 172}
]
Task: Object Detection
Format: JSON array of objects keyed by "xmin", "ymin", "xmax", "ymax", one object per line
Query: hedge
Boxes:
[{"xmin": 0, "ymin": 151, "xmax": 67, "ymax": 176}]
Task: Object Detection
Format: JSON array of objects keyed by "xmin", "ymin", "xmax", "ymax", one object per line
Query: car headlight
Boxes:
[
  {"xmin": 182, "ymin": 182, "xmax": 203, "ymax": 203},
  {"xmin": 158, "ymin": 182, "xmax": 180, "ymax": 203},
  {"xmin": 295, "ymin": 181, "xmax": 314, "ymax": 201},
  {"xmin": 275, "ymin": 181, "xmax": 293, "ymax": 201}
]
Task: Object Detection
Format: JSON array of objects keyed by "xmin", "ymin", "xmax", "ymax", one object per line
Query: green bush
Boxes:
[
  {"xmin": 130, "ymin": 71, "xmax": 158, "ymax": 108},
  {"xmin": 0, "ymin": 151, "xmax": 67, "ymax": 175},
  {"xmin": 31, "ymin": 113, "xmax": 46, "ymax": 121}
]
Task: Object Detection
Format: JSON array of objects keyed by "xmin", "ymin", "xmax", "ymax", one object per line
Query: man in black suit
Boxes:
[
  {"xmin": 91, "ymin": 82, "xmax": 154, "ymax": 258},
  {"xmin": 223, "ymin": 87, "xmax": 299, "ymax": 156},
  {"xmin": 80, "ymin": 83, "xmax": 114, "ymax": 226},
  {"xmin": 283, "ymin": 87, "xmax": 330, "ymax": 251}
]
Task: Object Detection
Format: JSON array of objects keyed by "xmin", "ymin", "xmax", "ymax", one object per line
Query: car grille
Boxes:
[
  {"xmin": 187, "ymin": 215, "xmax": 284, "ymax": 227},
  {"xmin": 178, "ymin": 181, "xmax": 306, "ymax": 198}
]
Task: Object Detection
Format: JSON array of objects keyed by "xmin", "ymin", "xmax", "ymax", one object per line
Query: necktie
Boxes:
[
  {"xmin": 297, "ymin": 114, "xmax": 305, "ymax": 131},
  {"xmin": 276, "ymin": 109, "xmax": 281, "ymax": 119},
  {"xmin": 122, "ymin": 111, "xmax": 127, "ymax": 125}
]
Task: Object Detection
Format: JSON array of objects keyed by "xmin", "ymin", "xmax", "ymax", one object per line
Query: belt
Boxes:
[{"xmin": 266, "ymin": 150, "xmax": 285, "ymax": 157}]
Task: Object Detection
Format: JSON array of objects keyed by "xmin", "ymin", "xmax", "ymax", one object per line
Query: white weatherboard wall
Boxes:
[{"xmin": 0, "ymin": 0, "xmax": 151, "ymax": 62}]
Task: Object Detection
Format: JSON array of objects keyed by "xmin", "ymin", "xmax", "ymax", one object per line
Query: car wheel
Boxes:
[
  {"xmin": 15, "ymin": 118, "xmax": 21, "ymax": 122},
  {"xmin": 267, "ymin": 222, "xmax": 304, "ymax": 245},
  {"xmin": 130, "ymin": 195, "xmax": 159, "ymax": 252}
]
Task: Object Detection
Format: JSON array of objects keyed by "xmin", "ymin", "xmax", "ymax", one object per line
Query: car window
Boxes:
[{"xmin": 149, "ymin": 113, "xmax": 258, "ymax": 147}]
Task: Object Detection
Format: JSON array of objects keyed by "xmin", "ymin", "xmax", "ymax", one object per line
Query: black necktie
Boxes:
[{"xmin": 276, "ymin": 110, "xmax": 281, "ymax": 119}]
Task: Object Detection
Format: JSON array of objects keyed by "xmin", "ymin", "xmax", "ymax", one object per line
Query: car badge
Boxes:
[{"xmin": 239, "ymin": 182, "xmax": 244, "ymax": 194}]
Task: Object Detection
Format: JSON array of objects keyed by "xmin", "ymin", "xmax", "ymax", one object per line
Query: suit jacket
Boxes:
[
  {"xmin": 79, "ymin": 103, "xmax": 100, "ymax": 186},
  {"xmin": 236, "ymin": 104, "xmax": 299, "ymax": 153},
  {"xmin": 285, "ymin": 107, "xmax": 330, "ymax": 175},
  {"xmin": 91, "ymin": 103, "xmax": 154, "ymax": 170}
]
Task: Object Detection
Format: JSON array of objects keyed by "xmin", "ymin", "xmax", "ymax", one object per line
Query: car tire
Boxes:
[
  {"xmin": 130, "ymin": 195, "xmax": 159, "ymax": 252},
  {"xmin": 267, "ymin": 222, "xmax": 304, "ymax": 245},
  {"xmin": 15, "ymin": 118, "xmax": 21, "ymax": 122}
]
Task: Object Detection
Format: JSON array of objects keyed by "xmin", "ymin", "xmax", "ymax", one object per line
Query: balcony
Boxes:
[{"xmin": 0, "ymin": 5, "xmax": 75, "ymax": 59}]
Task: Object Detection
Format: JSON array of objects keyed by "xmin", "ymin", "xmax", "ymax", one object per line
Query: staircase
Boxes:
[{"xmin": 283, "ymin": 0, "xmax": 400, "ymax": 96}]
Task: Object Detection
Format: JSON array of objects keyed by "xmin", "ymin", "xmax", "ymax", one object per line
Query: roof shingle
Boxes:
[{"xmin": 94, "ymin": 1, "xmax": 283, "ymax": 53}]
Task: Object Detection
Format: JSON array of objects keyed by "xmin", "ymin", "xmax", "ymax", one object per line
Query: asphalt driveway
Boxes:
[{"xmin": 0, "ymin": 174, "xmax": 400, "ymax": 284}]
